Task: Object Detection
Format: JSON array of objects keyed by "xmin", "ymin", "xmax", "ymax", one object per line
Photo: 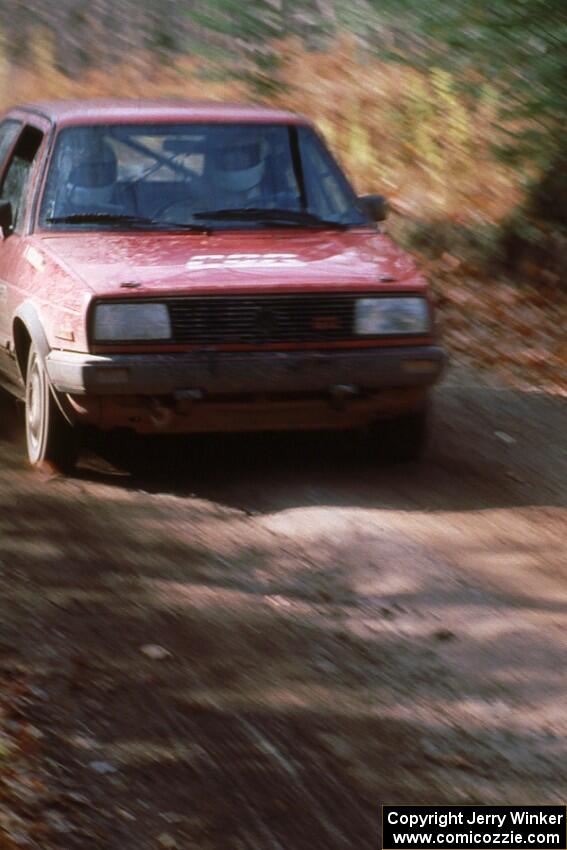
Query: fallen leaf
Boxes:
[
  {"xmin": 494, "ymin": 431, "xmax": 516, "ymax": 445},
  {"xmin": 140, "ymin": 645, "xmax": 171, "ymax": 660},
  {"xmin": 434, "ymin": 629, "xmax": 456, "ymax": 642},
  {"xmin": 89, "ymin": 761, "xmax": 117, "ymax": 775}
]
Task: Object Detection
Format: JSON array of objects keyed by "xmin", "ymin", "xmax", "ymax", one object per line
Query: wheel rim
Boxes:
[{"xmin": 26, "ymin": 356, "xmax": 44, "ymax": 460}]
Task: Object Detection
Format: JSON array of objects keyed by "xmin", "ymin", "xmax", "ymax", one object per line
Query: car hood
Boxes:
[{"xmin": 37, "ymin": 229, "xmax": 426, "ymax": 296}]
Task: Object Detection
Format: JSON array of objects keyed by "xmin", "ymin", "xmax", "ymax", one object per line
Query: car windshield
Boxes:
[{"xmin": 39, "ymin": 122, "xmax": 370, "ymax": 230}]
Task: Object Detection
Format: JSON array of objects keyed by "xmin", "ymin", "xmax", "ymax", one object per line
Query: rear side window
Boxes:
[
  {"xmin": 0, "ymin": 120, "xmax": 22, "ymax": 172},
  {"xmin": 0, "ymin": 125, "xmax": 44, "ymax": 231}
]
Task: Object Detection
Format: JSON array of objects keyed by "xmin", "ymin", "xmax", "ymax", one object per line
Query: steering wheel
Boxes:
[{"xmin": 152, "ymin": 198, "xmax": 200, "ymax": 223}]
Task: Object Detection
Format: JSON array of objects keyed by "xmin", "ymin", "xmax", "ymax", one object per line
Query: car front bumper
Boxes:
[
  {"xmin": 46, "ymin": 345, "xmax": 447, "ymax": 397},
  {"xmin": 47, "ymin": 345, "xmax": 447, "ymax": 433}
]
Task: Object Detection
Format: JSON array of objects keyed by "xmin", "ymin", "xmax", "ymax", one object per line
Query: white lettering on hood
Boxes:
[{"xmin": 186, "ymin": 253, "xmax": 304, "ymax": 270}]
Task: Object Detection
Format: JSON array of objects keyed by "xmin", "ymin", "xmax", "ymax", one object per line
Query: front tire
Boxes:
[{"xmin": 25, "ymin": 345, "xmax": 77, "ymax": 473}]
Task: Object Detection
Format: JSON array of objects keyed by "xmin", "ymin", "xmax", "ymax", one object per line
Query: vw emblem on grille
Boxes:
[
  {"xmin": 254, "ymin": 307, "xmax": 279, "ymax": 338},
  {"xmin": 311, "ymin": 315, "xmax": 341, "ymax": 330}
]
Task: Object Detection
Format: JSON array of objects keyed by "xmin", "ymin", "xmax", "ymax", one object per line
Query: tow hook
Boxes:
[
  {"xmin": 172, "ymin": 388, "xmax": 205, "ymax": 417},
  {"xmin": 174, "ymin": 389, "xmax": 205, "ymax": 402},
  {"xmin": 146, "ymin": 398, "xmax": 172, "ymax": 428},
  {"xmin": 329, "ymin": 384, "xmax": 359, "ymax": 411}
]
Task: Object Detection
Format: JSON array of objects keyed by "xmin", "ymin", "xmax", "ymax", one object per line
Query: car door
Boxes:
[
  {"xmin": 0, "ymin": 117, "xmax": 49, "ymax": 392},
  {"xmin": 0, "ymin": 118, "xmax": 23, "ymax": 385}
]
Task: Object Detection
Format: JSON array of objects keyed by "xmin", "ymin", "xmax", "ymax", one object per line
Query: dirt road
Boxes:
[{"xmin": 0, "ymin": 368, "xmax": 566, "ymax": 849}]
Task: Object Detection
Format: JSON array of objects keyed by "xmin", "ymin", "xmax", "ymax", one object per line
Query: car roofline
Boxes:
[{"xmin": 6, "ymin": 99, "xmax": 313, "ymax": 130}]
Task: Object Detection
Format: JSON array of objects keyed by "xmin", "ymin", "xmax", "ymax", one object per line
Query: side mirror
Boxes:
[
  {"xmin": 0, "ymin": 201, "xmax": 13, "ymax": 238},
  {"xmin": 358, "ymin": 194, "xmax": 388, "ymax": 222}
]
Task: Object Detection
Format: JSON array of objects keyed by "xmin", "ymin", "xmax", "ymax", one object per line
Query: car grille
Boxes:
[{"xmin": 166, "ymin": 293, "xmax": 358, "ymax": 345}]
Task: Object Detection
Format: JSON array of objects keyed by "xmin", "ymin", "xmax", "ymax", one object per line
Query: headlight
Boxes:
[
  {"xmin": 354, "ymin": 297, "xmax": 430, "ymax": 335},
  {"xmin": 93, "ymin": 302, "xmax": 172, "ymax": 342}
]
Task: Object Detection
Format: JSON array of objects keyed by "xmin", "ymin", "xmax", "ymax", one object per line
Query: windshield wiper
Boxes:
[
  {"xmin": 45, "ymin": 213, "xmax": 211, "ymax": 233},
  {"xmin": 46, "ymin": 213, "xmax": 155, "ymax": 225},
  {"xmin": 192, "ymin": 207, "xmax": 350, "ymax": 229}
]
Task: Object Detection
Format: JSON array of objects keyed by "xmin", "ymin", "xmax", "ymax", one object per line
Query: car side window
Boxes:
[
  {"xmin": 0, "ymin": 125, "xmax": 44, "ymax": 231},
  {"xmin": 0, "ymin": 120, "xmax": 22, "ymax": 174}
]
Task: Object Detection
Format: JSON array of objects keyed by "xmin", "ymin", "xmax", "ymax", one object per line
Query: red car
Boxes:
[{"xmin": 0, "ymin": 99, "xmax": 445, "ymax": 472}]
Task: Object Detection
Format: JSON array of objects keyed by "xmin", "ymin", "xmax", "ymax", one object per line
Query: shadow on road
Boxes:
[
  {"xmin": 0, "ymin": 473, "xmax": 565, "ymax": 848},
  {"xmin": 1, "ymin": 381, "xmax": 566, "ymax": 514}
]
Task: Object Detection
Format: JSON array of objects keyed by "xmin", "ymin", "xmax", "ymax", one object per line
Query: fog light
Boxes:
[
  {"xmin": 401, "ymin": 359, "xmax": 437, "ymax": 375},
  {"xmin": 93, "ymin": 368, "xmax": 129, "ymax": 385}
]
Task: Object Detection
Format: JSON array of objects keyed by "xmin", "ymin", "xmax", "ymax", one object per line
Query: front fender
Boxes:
[
  {"xmin": 13, "ymin": 302, "xmax": 74, "ymax": 424},
  {"xmin": 13, "ymin": 301, "xmax": 51, "ymax": 375}
]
